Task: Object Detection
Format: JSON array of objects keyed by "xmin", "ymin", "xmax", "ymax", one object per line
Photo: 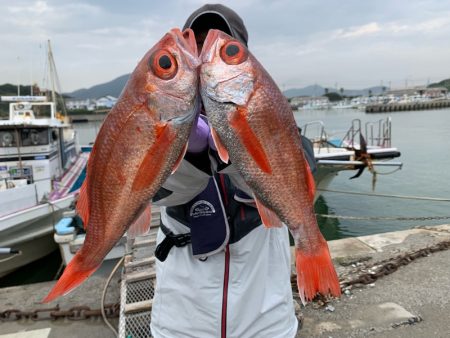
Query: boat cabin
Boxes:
[{"xmin": 0, "ymin": 96, "xmax": 78, "ymax": 212}]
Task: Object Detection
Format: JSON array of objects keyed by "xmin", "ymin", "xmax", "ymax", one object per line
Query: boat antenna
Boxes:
[{"xmin": 17, "ymin": 56, "xmax": 21, "ymax": 96}]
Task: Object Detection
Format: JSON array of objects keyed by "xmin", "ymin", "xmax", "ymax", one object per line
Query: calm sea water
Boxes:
[{"xmin": 74, "ymin": 108, "xmax": 450, "ymax": 240}]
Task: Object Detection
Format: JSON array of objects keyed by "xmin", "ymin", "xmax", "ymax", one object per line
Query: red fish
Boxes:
[
  {"xmin": 200, "ymin": 30, "xmax": 340, "ymax": 303},
  {"xmin": 43, "ymin": 28, "xmax": 200, "ymax": 303}
]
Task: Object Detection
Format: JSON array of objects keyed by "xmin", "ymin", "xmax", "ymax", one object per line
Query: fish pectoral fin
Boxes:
[
  {"xmin": 127, "ymin": 204, "xmax": 152, "ymax": 239},
  {"xmin": 295, "ymin": 245, "xmax": 341, "ymax": 305},
  {"xmin": 76, "ymin": 180, "xmax": 90, "ymax": 228},
  {"xmin": 210, "ymin": 127, "xmax": 229, "ymax": 163},
  {"xmin": 229, "ymin": 107, "xmax": 272, "ymax": 174},
  {"xmin": 254, "ymin": 197, "xmax": 282, "ymax": 228},
  {"xmin": 131, "ymin": 122, "xmax": 176, "ymax": 192},
  {"xmin": 171, "ymin": 142, "xmax": 188, "ymax": 174},
  {"xmin": 42, "ymin": 254, "xmax": 100, "ymax": 303}
]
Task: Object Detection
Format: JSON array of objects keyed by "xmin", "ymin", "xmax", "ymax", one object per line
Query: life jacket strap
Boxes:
[{"xmin": 155, "ymin": 222, "xmax": 191, "ymax": 262}]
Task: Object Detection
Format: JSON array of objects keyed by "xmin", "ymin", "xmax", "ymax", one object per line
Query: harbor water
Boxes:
[
  {"xmin": 75, "ymin": 108, "xmax": 450, "ymax": 240},
  {"xmin": 295, "ymin": 108, "xmax": 450, "ymax": 240}
]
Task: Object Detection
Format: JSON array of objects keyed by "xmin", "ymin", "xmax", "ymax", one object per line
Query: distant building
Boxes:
[
  {"xmin": 65, "ymin": 95, "xmax": 118, "ymax": 111},
  {"xmin": 386, "ymin": 87, "xmax": 447, "ymax": 98},
  {"xmin": 65, "ymin": 98, "xmax": 96, "ymax": 111},
  {"xmin": 95, "ymin": 95, "xmax": 118, "ymax": 108}
]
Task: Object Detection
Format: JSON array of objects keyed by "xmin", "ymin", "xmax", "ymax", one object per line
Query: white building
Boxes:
[
  {"xmin": 65, "ymin": 95, "xmax": 118, "ymax": 111},
  {"xmin": 95, "ymin": 95, "xmax": 118, "ymax": 108},
  {"xmin": 65, "ymin": 98, "xmax": 96, "ymax": 111}
]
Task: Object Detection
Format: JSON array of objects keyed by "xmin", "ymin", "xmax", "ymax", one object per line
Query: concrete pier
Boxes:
[
  {"xmin": 366, "ymin": 100, "xmax": 450, "ymax": 113},
  {"xmin": 1, "ymin": 225, "xmax": 450, "ymax": 337},
  {"xmin": 298, "ymin": 224, "xmax": 450, "ymax": 337}
]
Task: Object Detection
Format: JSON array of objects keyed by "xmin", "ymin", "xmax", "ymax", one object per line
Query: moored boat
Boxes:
[
  {"xmin": 300, "ymin": 117, "xmax": 402, "ymax": 196},
  {"xmin": 0, "ymin": 42, "xmax": 87, "ymax": 277}
]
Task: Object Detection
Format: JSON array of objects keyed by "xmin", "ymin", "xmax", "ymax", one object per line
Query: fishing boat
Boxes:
[
  {"xmin": 300, "ymin": 117, "xmax": 402, "ymax": 196},
  {"xmin": 0, "ymin": 42, "xmax": 87, "ymax": 277}
]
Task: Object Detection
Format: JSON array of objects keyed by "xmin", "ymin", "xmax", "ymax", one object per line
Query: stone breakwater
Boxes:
[{"xmin": 366, "ymin": 99, "xmax": 450, "ymax": 113}]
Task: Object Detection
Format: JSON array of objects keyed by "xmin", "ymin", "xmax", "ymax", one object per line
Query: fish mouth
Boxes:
[
  {"xmin": 182, "ymin": 28, "xmax": 198, "ymax": 56},
  {"xmin": 199, "ymin": 29, "xmax": 220, "ymax": 63},
  {"xmin": 170, "ymin": 28, "xmax": 201, "ymax": 69}
]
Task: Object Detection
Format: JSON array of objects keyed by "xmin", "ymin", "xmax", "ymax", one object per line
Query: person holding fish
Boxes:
[
  {"xmin": 149, "ymin": 4, "xmax": 338, "ymax": 338},
  {"xmin": 43, "ymin": 3, "xmax": 340, "ymax": 337}
]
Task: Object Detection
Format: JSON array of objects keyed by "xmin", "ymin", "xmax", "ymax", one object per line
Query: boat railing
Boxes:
[
  {"xmin": 341, "ymin": 117, "xmax": 392, "ymax": 149},
  {"xmin": 300, "ymin": 120, "xmax": 330, "ymax": 153}
]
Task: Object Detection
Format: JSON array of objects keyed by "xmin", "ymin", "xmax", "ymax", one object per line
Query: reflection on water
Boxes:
[
  {"xmin": 74, "ymin": 121, "xmax": 102, "ymax": 145},
  {"xmin": 315, "ymin": 195, "xmax": 343, "ymax": 240}
]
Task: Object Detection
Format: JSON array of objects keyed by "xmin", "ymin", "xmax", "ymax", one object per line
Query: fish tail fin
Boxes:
[
  {"xmin": 42, "ymin": 254, "xmax": 99, "ymax": 303},
  {"xmin": 295, "ymin": 245, "xmax": 341, "ymax": 305},
  {"xmin": 127, "ymin": 204, "xmax": 152, "ymax": 240}
]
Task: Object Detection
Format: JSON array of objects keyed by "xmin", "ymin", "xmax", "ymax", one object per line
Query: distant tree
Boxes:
[
  {"xmin": 339, "ymin": 87, "xmax": 344, "ymax": 96},
  {"xmin": 368, "ymin": 89, "xmax": 373, "ymax": 97},
  {"xmin": 324, "ymin": 87, "xmax": 329, "ymax": 95},
  {"xmin": 324, "ymin": 92, "xmax": 342, "ymax": 102}
]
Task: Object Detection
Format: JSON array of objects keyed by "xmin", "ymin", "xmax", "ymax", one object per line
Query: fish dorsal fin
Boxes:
[
  {"xmin": 210, "ymin": 127, "xmax": 229, "ymax": 163},
  {"xmin": 229, "ymin": 107, "xmax": 272, "ymax": 174},
  {"xmin": 304, "ymin": 158, "xmax": 316, "ymax": 202},
  {"xmin": 172, "ymin": 142, "xmax": 188, "ymax": 174},
  {"xmin": 254, "ymin": 196, "xmax": 282, "ymax": 228},
  {"xmin": 76, "ymin": 180, "xmax": 90, "ymax": 228},
  {"xmin": 127, "ymin": 204, "xmax": 152, "ymax": 239}
]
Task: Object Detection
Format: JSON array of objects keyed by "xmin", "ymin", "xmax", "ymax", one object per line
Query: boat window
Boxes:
[
  {"xmin": 51, "ymin": 129, "xmax": 58, "ymax": 141},
  {"xmin": 21, "ymin": 128, "xmax": 49, "ymax": 146},
  {"xmin": 31, "ymin": 104, "xmax": 52, "ymax": 118},
  {"xmin": 0, "ymin": 130, "xmax": 17, "ymax": 147}
]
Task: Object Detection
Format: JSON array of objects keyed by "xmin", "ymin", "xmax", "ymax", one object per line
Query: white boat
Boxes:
[
  {"xmin": 0, "ymin": 42, "xmax": 87, "ymax": 277},
  {"xmin": 300, "ymin": 117, "xmax": 402, "ymax": 195}
]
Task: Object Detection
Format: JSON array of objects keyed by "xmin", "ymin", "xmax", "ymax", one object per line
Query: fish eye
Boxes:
[
  {"xmin": 158, "ymin": 55, "xmax": 172, "ymax": 69},
  {"xmin": 225, "ymin": 44, "xmax": 239, "ymax": 57},
  {"xmin": 220, "ymin": 41, "xmax": 248, "ymax": 65},
  {"xmin": 149, "ymin": 50, "xmax": 178, "ymax": 80}
]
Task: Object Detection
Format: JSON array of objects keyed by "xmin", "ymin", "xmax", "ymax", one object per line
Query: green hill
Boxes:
[
  {"xmin": 0, "ymin": 83, "xmax": 36, "ymax": 96},
  {"xmin": 428, "ymin": 78, "xmax": 450, "ymax": 91}
]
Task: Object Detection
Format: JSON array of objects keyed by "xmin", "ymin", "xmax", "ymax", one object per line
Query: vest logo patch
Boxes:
[{"xmin": 190, "ymin": 200, "xmax": 216, "ymax": 218}]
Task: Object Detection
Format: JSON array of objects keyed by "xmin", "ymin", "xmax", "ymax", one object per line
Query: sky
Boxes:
[{"xmin": 1, "ymin": 0, "xmax": 450, "ymax": 92}]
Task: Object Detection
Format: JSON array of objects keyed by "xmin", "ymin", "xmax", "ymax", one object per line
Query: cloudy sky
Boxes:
[{"xmin": 1, "ymin": 0, "xmax": 450, "ymax": 92}]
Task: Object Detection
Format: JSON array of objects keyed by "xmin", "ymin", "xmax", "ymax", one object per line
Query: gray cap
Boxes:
[{"xmin": 182, "ymin": 4, "xmax": 248, "ymax": 46}]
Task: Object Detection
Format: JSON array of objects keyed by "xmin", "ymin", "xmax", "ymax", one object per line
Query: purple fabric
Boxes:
[{"xmin": 187, "ymin": 115, "xmax": 216, "ymax": 153}]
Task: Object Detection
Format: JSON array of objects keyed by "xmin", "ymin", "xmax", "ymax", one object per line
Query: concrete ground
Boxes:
[
  {"xmin": 0, "ymin": 261, "xmax": 121, "ymax": 338},
  {"xmin": 297, "ymin": 224, "xmax": 450, "ymax": 338},
  {"xmin": 1, "ymin": 225, "xmax": 450, "ymax": 338}
]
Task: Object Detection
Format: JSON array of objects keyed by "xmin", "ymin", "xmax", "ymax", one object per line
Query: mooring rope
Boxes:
[
  {"xmin": 316, "ymin": 214, "xmax": 450, "ymax": 221},
  {"xmin": 318, "ymin": 188, "xmax": 450, "ymax": 202}
]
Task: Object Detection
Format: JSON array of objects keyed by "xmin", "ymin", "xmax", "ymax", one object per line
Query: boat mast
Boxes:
[
  {"xmin": 47, "ymin": 40, "xmax": 65, "ymax": 176},
  {"xmin": 47, "ymin": 40, "xmax": 67, "ymax": 116}
]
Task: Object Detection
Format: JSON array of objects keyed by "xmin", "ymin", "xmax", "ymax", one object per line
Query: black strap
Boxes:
[{"xmin": 155, "ymin": 223, "xmax": 191, "ymax": 262}]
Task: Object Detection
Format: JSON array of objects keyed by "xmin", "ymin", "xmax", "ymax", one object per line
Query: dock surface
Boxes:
[{"xmin": 1, "ymin": 224, "xmax": 450, "ymax": 337}]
